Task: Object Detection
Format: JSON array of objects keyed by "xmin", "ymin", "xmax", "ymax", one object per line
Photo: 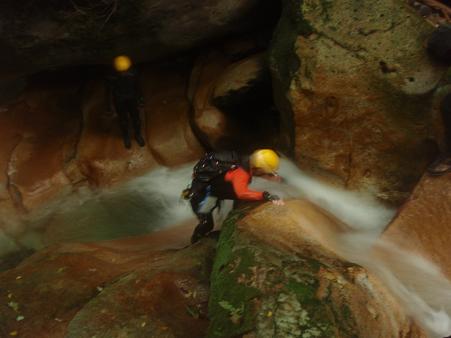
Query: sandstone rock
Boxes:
[
  {"xmin": 77, "ymin": 79, "xmax": 157, "ymax": 187},
  {"xmin": 208, "ymin": 201, "xmax": 425, "ymax": 337},
  {"xmin": 382, "ymin": 172, "xmax": 451, "ymax": 280},
  {"xmin": 213, "ymin": 53, "xmax": 265, "ymax": 100},
  {"xmin": 0, "ymin": 82, "xmax": 82, "ymax": 213},
  {"xmin": 143, "ymin": 65, "xmax": 204, "ymax": 166},
  {"xmin": 270, "ymin": 0, "xmax": 448, "ymax": 205},
  {"xmin": 0, "ymin": 0, "xmax": 279, "ymax": 93},
  {"xmin": 0, "ymin": 233, "xmax": 214, "ymax": 338},
  {"xmin": 189, "ymin": 51, "xmax": 232, "ymax": 149},
  {"xmin": 190, "ymin": 51, "xmax": 279, "ymax": 151}
]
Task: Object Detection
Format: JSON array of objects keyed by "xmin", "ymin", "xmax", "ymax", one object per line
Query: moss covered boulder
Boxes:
[
  {"xmin": 208, "ymin": 201, "xmax": 425, "ymax": 337},
  {"xmin": 270, "ymin": 0, "xmax": 449, "ymax": 205}
]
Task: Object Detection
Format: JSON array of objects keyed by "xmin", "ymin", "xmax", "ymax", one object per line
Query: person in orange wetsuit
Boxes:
[{"xmin": 186, "ymin": 149, "xmax": 284, "ymax": 244}]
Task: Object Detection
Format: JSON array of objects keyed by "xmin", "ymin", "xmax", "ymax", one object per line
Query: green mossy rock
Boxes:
[{"xmin": 207, "ymin": 201, "xmax": 424, "ymax": 337}]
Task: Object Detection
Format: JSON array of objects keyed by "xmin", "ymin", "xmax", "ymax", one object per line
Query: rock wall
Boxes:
[{"xmin": 270, "ymin": 0, "xmax": 449, "ymax": 205}]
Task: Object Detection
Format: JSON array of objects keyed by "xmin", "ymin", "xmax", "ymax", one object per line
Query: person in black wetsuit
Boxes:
[
  {"xmin": 106, "ymin": 55, "xmax": 145, "ymax": 149},
  {"xmin": 184, "ymin": 149, "xmax": 284, "ymax": 244}
]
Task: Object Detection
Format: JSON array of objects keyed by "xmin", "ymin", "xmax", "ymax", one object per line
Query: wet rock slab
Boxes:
[{"xmin": 0, "ymin": 234, "xmax": 214, "ymax": 338}]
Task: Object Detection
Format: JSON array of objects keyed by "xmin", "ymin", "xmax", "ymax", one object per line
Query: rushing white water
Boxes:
[
  {"xmin": 251, "ymin": 159, "xmax": 395, "ymax": 232},
  {"xmin": 252, "ymin": 158, "xmax": 451, "ymax": 338},
  {"xmin": 21, "ymin": 164, "xmax": 197, "ymax": 245}
]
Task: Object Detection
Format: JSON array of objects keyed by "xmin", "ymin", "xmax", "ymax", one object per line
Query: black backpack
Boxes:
[
  {"xmin": 192, "ymin": 151, "xmax": 241, "ymax": 183},
  {"xmin": 181, "ymin": 151, "xmax": 243, "ymax": 200}
]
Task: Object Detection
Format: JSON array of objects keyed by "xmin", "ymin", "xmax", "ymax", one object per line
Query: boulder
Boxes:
[
  {"xmin": 190, "ymin": 51, "xmax": 279, "ymax": 151},
  {"xmin": 270, "ymin": 0, "xmax": 448, "ymax": 205},
  {"xmin": 383, "ymin": 172, "xmax": 451, "ymax": 280},
  {"xmin": 0, "ymin": 232, "xmax": 214, "ymax": 338},
  {"xmin": 208, "ymin": 201, "xmax": 425, "ymax": 337}
]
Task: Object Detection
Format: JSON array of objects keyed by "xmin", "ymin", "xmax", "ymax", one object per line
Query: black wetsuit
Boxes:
[
  {"xmin": 106, "ymin": 68, "xmax": 145, "ymax": 148},
  {"xmin": 188, "ymin": 153, "xmax": 264, "ymax": 243}
]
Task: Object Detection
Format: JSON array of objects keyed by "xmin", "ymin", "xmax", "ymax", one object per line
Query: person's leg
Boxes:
[
  {"xmin": 128, "ymin": 100, "xmax": 145, "ymax": 147},
  {"xmin": 191, "ymin": 213, "xmax": 214, "ymax": 244},
  {"xmin": 114, "ymin": 99, "xmax": 131, "ymax": 149},
  {"xmin": 190, "ymin": 191, "xmax": 215, "ymax": 244}
]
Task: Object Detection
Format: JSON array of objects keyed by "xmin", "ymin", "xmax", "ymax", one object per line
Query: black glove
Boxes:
[{"xmin": 263, "ymin": 191, "xmax": 280, "ymax": 201}]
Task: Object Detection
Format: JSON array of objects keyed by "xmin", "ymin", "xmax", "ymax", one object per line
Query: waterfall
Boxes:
[{"xmin": 252, "ymin": 159, "xmax": 451, "ymax": 338}]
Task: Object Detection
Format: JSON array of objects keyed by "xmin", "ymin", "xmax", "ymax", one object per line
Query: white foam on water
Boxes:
[
  {"xmin": 253, "ymin": 158, "xmax": 451, "ymax": 338},
  {"xmin": 251, "ymin": 159, "xmax": 395, "ymax": 232},
  {"xmin": 338, "ymin": 232, "xmax": 451, "ymax": 338},
  {"xmin": 16, "ymin": 163, "xmax": 198, "ymax": 244}
]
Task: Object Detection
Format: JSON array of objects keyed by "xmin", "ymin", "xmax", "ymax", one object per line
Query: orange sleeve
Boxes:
[{"xmin": 225, "ymin": 167, "xmax": 264, "ymax": 200}]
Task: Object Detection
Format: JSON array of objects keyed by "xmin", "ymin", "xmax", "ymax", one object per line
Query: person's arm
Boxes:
[
  {"xmin": 225, "ymin": 167, "xmax": 283, "ymax": 204},
  {"xmin": 227, "ymin": 168, "xmax": 264, "ymax": 200}
]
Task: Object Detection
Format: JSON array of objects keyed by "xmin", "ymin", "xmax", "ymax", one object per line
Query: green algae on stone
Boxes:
[
  {"xmin": 208, "ymin": 210, "xmax": 262, "ymax": 337},
  {"xmin": 208, "ymin": 209, "xmax": 335, "ymax": 338}
]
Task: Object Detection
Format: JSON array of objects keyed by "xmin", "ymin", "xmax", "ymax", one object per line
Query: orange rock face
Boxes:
[
  {"xmin": 0, "ymin": 81, "xmax": 82, "ymax": 225},
  {"xmin": 270, "ymin": 1, "xmax": 447, "ymax": 205},
  {"xmin": 76, "ymin": 80, "xmax": 157, "ymax": 187},
  {"xmin": 0, "ymin": 234, "xmax": 214, "ymax": 338},
  {"xmin": 143, "ymin": 65, "xmax": 204, "ymax": 166},
  {"xmin": 189, "ymin": 51, "xmax": 231, "ymax": 149},
  {"xmin": 383, "ymin": 173, "xmax": 451, "ymax": 280}
]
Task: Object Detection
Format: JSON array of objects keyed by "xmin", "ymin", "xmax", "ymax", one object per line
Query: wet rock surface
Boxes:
[
  {"xmin": 0, "ymin": 232, "xmax": 214, "ymax": 338},
  {"xmin": 383, "ymin": 172, "xmax": 451, "ymax": 280},
  {"xmin": 208, "ymin": 201, "xmax": 424, "ymax": 337},
  {"xmin": 270, "ymin": 0, "xmax": 449, "ymax": 205}
]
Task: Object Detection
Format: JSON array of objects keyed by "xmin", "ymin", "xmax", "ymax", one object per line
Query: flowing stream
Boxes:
[{"xmin": 254, "ymin": 159, "xmax": 451, "ymax": 338}]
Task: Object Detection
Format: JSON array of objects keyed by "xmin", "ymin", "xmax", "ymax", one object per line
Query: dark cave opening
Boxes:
[{"xmin": 17, "ymin": 0, "xmax": 284, "ymax": 158}]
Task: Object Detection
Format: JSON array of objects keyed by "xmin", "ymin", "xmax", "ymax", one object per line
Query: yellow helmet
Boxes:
[
  {"xmin": 113, "ymin": 55, "xmax": 132, "ymax": 72},
  {"xmin": 250, "ymin": 149, "xmax": 280, "ymax": 174}
]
